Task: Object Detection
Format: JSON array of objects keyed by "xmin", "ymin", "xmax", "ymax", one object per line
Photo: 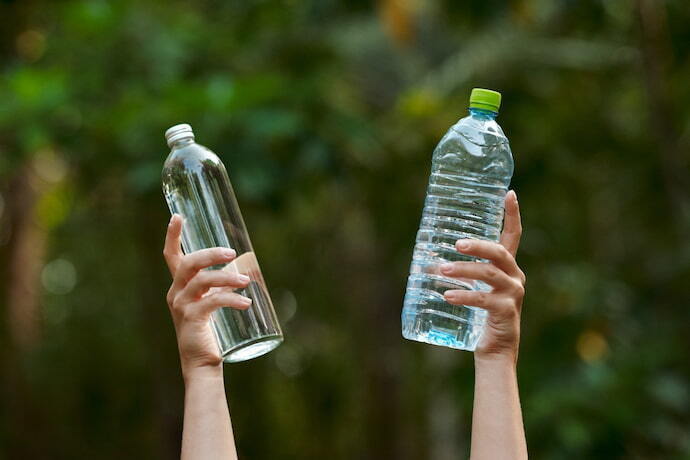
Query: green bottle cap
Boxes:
[{"xmin": 469, "ymin": 88, "xmax": 501, "ymax": 113}]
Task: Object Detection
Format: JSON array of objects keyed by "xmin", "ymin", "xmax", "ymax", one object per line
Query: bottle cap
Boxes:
[
  {"xmin": 165, "ymin": 123, "xmax": 194, "ymax": 147},
  {"xmin": 469, "ymin": 88, "xmax": 501, "ymax": 113}
]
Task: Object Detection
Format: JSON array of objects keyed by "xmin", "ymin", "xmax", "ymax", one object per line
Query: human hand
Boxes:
[
  {"xmin": 441, "ymin": 190, "xmax": 525, "ymax": 364},
  {"xmin": 163, "ymin": 215, "xmax": 252, "ymax": 380}
]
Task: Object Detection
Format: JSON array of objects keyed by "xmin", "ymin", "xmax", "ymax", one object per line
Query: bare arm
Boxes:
[
  {"xmin": 164, "ymin": 215, "xmax": 251, "ymax": 460},
  {"xmin": 182, "ymin": 370, "xmax": 237, "ymax": 460},
  {"xmin": 442, "ymin": 191, "xmax": 528, "ymax": 459},
  {"xmin": 471, "ymin": 355, "xmax": 526, "ymax": 460}
]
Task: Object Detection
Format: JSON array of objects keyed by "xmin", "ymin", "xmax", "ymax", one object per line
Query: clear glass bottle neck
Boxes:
[
  {"xmin": 469, "ymin": 108, "xmax": 498, "ymax": 121},
  {"xmin": 171, "ymin": 136, "xmax": 195, "ymax": 149}
]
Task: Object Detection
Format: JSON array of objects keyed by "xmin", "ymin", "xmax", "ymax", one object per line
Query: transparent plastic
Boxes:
[
  {"xmin": 162, "ymin": 131, "xmax": 282, "ymax": 363},
  {"xmin": 402, "ymin": 108, "xmax": 514, "ymax": 351}
]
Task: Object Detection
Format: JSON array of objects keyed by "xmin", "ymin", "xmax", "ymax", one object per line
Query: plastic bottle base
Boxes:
[{"xmin": 401, "ymin": 309, "xmax": 485, "ymax": 352}]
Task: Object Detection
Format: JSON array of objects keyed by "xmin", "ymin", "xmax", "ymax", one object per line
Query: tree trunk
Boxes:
[
  {"xmin": 3, "ymin": 160, "xmax": 51, "ymax": 458},
  {"xmin": 635, "ymin": 0, "xmax": 690, "ymax": 225},
  {"xmin": 5, "ymin": 161, "xmax": 48, "ymax": 350}
]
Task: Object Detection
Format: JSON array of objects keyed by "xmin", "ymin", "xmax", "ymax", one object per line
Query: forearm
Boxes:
[
  {"xmin": 182, "ymin": 367, "xmax": 238, "ymax": 460},
  {"xmin": 470, "ymin": 356, "xmax": 527, "ymax": 460}
]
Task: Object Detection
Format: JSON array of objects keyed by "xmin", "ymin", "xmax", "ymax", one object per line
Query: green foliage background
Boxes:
[{"xmin": 1, "ymin": 0, "xmax": 689, "ymax": 458}]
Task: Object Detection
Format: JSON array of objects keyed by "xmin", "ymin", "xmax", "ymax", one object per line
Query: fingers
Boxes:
[
  {"xmin": 175, "ymin": 271, "xmax": 251, "ymax": 305},
  {"xmin": 499, "ymin": 190, "xmax": 522, "ymax": 257},
  {"xmin": 186, "ymin": 291, "xmax": 253, "ymax": 319},
  {"xmin": 163, "ymin": 215, "xmax": 184, "ymax": 276},
  {"xmin": 455, "ymin": 239, "xmax": 521, "ymax": 278},
  {"xmin": 440, "ymin": 261, "xmax": 516, "ymax": 291},
  {"xmin": 444, "ymin": 289, "xmax": 517, "ymax": 314},
  {"xmin": 172, "ymin": 247, "xmax": 237, "ymax": 292}
]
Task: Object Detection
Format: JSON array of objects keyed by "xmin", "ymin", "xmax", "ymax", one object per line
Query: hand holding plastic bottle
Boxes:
[
  {"xmin": 438, "ymin": 190, "xmax": 528, "ymax": 459},
  {"xmin": 441, "ymin": 190, "xmax": 525, "ymax": 363}
]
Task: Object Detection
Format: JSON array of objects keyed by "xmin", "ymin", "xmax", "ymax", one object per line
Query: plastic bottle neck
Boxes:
[
  {"xmin": 171, "ymin": 136, "xmax": 195, "ymax": 149},
  {"xmin": 469, "ymin": 108, "xmax": 498, "ymax": 121}
]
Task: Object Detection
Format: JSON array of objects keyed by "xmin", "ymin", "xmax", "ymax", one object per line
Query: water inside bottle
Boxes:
[
  {"xmin": 207, "ymin": 252, "xmax": 283, "ymax": 362},
  {"xmin": 402, "ymin": 107, "xmax": 513, "ymax": 351},
  {"xmin": 163, "ymin": 135, "xmax": 282, "ymax": 362}
]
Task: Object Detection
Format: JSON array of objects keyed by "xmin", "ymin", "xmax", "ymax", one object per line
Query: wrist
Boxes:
[
  {"xmin": 474, "ymin": 352, "xmax": 517, "ymax": 372},
  {"xmin": 182, "ymin": 362, "xmax": 224, "ymax": 385}
]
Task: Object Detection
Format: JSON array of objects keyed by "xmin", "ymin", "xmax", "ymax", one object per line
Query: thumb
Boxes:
[
  {"xmin": 499, "ymin": 190, "xmax": 522, "ymax": 257},
  {"xmin": 163, "ymin": 214, "xmax": 184, "ymax": 276}
]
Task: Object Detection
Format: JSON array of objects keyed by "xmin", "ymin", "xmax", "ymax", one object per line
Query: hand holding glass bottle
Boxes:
[
  {"xmin": 163, "ymin": 215, "xmax": 252, "ymax": 377},
  {"xmin": 162, "ymin": 124, "xmax": 283, "ymax": 363}
]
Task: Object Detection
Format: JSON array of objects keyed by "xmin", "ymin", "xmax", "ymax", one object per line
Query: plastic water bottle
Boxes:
[
  {"xmin": 162, "ymin": 124, "xmax": 283, "ymax": 362},
  {"xmin": 402, "ymin": 88, "xmax": 514, "ymax": 351}
]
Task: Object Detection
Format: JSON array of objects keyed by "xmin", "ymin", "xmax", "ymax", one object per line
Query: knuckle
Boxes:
[
  {"xmin": 477, "ymin": 292, "xmax": 488, "ymax": 307},
  {"xmin": 183, "ymin": 274, "xmax": 198, "ymax": 290},
  {"xmin": 171, "ymin": 293, "xmax": 185, "ymax": 313},
  {"xmin": 182, "ymin": 277, "xmax": 199, "ymax": 294},
  {"xmin": 214, "ymin": 272, "xmax": 233, "ymax": 286},
  {"xmin": 445, "ymin": 290, "xmax": 459, "ymax": 304},
  {"xmin": 178, "ymin": 256, "xmax": 191, "ymax": 272},
  {"xmin": 486, "ymin": 265, "xmax": 499, "ymax": 278},
  {"xmin": 205, "ymin": 292, "xmax": 223, "ymax": 307},
  {"xmin": 513, "ymin": 283, "xmax": 525, "ymax": 298},
  {"xmin": 498, "ymin": 245, "xmax": 511, "ymax": 261},
  {"xmin": 208, "ymin": 248, "xmax": 226, "ymax": 262},
  {"xmin": 166, "ymin": 288, "xmax": 175, "ymax": 306},
  {"xmin": 195, "ymin": 271, "xmax": 212, "ymax": 284}
]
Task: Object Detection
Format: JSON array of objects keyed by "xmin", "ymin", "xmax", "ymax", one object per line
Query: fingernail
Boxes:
[
  {"xmin": 457, "ymin": 240, "xmax": 470, "ymax": 250},
  {"xmin": 222, "ymin": 248, "xmax": 236, "ymax": 258},
  {"xmin": 240, "ymin": 296, "xmax": 253, "ymax": 307},
  {"xmin": 440, "ymin": 263, "xmax": 453, "ymax": 274},
  {"xmin": 238, "ymin": 274, "xmax": 250, "ymax": 283}
]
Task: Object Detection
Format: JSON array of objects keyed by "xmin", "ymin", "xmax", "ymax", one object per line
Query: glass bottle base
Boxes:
[{"xmin": 221, "ymin": 334, "xmax": 283, "ymax": 363}]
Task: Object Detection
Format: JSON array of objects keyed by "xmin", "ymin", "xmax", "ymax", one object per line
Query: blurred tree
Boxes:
[{"xmin": 0, "ymin": 0, "xmax": 689, "ymax": 459}]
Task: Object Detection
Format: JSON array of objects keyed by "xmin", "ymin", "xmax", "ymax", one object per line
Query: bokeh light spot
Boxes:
[
  {"xmin": 41, "ymin": 258, "xmax": 77, "ymax": 295},
  {"xmin": 576, "ymin": 330, "xmax": 608, "ymax": 363},
  {"xmin": 279, "ymin": 289, "xmax": 298, "ymax": 323},
  {"xmin": 275, "ymin": 346, "xmax": 303, "ymax": 377},
  {"xmin": 33, "ymin": 148, "xmax": 68, "ymax": 183},
  {"xmin": 399, "ymin": 88, "xmax": 441, "ymax": 118},
  {"xmin": 16, "ymin": 29, "xmax": 46, "ymax": 62}
]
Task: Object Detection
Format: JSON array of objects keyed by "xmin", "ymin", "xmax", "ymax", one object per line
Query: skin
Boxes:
[
  {"xmin": 162, "ymin": 190, "xmax": 527, "ymax": 459},
  {"xmin": 163, "ymin": 215, "xmax": 250, "ymax": 460},
  {"xmin": 442, "ymin": 190, "xmax": 528, "ymax": 460}
]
